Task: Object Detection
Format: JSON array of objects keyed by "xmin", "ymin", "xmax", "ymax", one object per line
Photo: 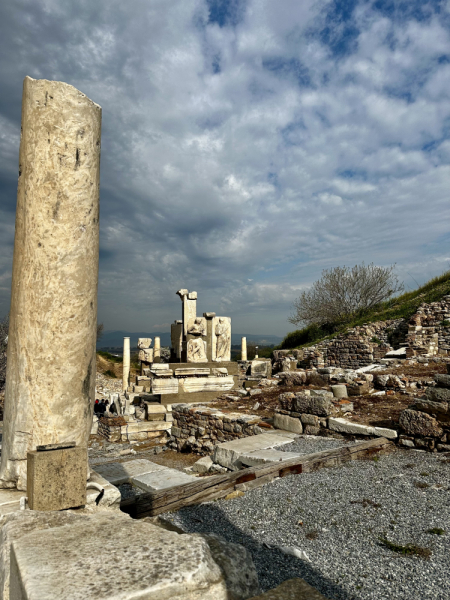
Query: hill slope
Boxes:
[{"xmin": 281, "ymin": 270, "xmax": 450, "ymax": 349}]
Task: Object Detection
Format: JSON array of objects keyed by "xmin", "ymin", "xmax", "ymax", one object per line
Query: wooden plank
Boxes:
[{"xmin": 122, "ymin": 437, "xmax": 393, "ymax": 518}]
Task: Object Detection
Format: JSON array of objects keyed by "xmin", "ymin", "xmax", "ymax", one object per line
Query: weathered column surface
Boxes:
[
  {"xmin": 241, "ymin": 337, "xmax": 247, "ymax": 361},
  {"xmin": 123, "ymin": 337, "xmax": 130, "ymax": 392},
  {"xmin": 0, "ymin": 77, "xmax": 101, "ymax": 490}
]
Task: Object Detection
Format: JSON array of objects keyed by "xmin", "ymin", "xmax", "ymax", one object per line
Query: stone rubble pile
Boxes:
[{"xmin": 398, "ymin": 363, "xmax": 450, "ymax": 451}]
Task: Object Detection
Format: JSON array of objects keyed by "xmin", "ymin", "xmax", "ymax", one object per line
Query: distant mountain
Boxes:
[{"xmin": 97, "ymin": 330, "xmax": 283, "ymax": 349}]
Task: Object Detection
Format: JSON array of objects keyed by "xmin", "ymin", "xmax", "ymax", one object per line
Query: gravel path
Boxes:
[{"xmin": 166, "ymin": 448, "xmax": 450, "ymax": 600}]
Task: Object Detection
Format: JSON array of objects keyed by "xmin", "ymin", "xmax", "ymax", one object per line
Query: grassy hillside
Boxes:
[{"xmin": 281, "ymin": 270, "xmax": 450, "ymax": 350}]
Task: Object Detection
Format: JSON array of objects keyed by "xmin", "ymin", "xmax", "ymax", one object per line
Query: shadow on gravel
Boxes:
[{"xmin": 174, "ymin": 503, "xmax": 351, "ymax": 600}]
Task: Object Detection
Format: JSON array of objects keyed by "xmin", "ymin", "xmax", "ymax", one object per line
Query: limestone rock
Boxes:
[
  {"xmin": 331, "ymin": 385, "xmax": 348, "ymax": 399},
  {"xmin": 277, "ymin": 372, "xmax": 307, "ymax": 386},
  {"xmin": 198, "ymin": 534, "xmax": 260, "ymax": 600},
  {"xmin": 273, "ymin": 414, "xmax": 303, "ymax": 434},
  {"xmin": 328, "ymin": 417, "xmax": 398, "ymax": 439},
  {"xmin": 434, "ymin": 374, "xmax": 450, "ymax": 389},
  {"xmin": 7, "ymin": 511, "xmax": 259, "ymax": 600},
  {"xmin": 425, "ymin": 386, "xmax": 450, "ymax": 403},
  {"xmin": 399, "ymin": 409, "xmax": 444, "ymax": 438},
  {"xmin": 293, "ymin": 394, "xmax": 334, "ymax": 417},
  {"xmin": 192, "ymin": 456, "xmax": 214, "ymax": 474},
  {"xmin": 410, "ymin": 399, "xmax": 448, "ymax": 417}
]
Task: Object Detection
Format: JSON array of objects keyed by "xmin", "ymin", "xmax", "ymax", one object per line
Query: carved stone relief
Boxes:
[
  {"xmin": 138, "ymin": 338, "xmax": 152, "ymax": 349},
  {"xmin": 212, "ymin": 317, "xmax": 231, "ymax": 362},
  {"xmin": 187, "ymin": 338, "xmax": 207, "ymax": 363},
  {"xmin": 187, "ymin": 317, "xmax": 206, "ymax": 337},
  {"xmin": 138, "ymin": 348, "xmax": 154, "ymax": 363}
]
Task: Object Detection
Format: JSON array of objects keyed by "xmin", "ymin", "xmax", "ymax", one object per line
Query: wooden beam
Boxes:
[{"xmin": 120, "ymin": 437, "xmax": 393, "ymax": 518}]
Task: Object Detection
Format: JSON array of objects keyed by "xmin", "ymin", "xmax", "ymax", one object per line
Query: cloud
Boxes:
[{"xmin": 0, "ymin": 0, "xmax": 448, "ymax": 337}]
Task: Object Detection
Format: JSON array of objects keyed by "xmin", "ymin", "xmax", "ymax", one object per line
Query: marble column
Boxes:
[
  {"xmin": 123, "ymin": 337, "xmax": 130, "ymax": 392},
  {"xmin": 0, "ymin": 77, "xmax": 101, "ymax": 490},
  {"xmin": 154, "ymin": 336, "xmax": 161, "ymax": 363},
  {"xmin": 241, "ymin": 337, "xmax": 247, "ymax": 361}
]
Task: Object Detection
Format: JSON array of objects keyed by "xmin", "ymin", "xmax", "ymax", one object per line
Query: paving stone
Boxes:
[
  {"xmin": 132, "ymin": 468, "xmax": 196, "ymax": 491},
  {"xmin": 94, "ymin": 459, "xmax": 168, "ymax": 486},
  {"xmin": 239, "ymin": 449, "xmax": 302, "ymax": 467},
  {"xmin": 212, "ymin": 433, "xmax": 295, "ymax": 470}
]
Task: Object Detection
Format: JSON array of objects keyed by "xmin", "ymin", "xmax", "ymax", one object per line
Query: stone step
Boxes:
[
  {"xmin": 212, "ymin": 432, "xmax": 298, "ymax": 471},
  {"xmin": 328, "ymin": 417, "xmax": 397, "ymax": 439},
  {"xmin": 239, "ymin": 449, "xmax": 302, "ymax": 467},
  {"xmin": 131, "ymin": 468, "xmax": 196, "ymax": 492}
]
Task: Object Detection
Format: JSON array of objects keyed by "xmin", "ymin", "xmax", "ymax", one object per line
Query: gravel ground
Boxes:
[
  {"xmin": 166, "ymin": 448, "xmax": 450, "ymax": 600},
  {"xmin": 274, "ymin": 435, "xmax": 354, "ymax": 454}
]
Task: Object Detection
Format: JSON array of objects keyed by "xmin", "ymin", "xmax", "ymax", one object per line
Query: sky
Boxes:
[{"xmin": 0, "ymin": 0, "xmax": 449, "ymax": 337}]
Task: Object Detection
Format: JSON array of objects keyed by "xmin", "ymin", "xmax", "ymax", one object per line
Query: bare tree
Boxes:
[
  {"xmin": 0, "ymin": 315, "xmax": 9, "ymax": 393},
  {"xmin": 289, "ymin": 263, "xmax": 403, "ymax": 327}
]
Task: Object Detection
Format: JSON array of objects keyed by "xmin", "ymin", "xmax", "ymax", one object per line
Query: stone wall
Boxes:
[
  {"xmin": 398, "ymin": 367, "xmax": 450, "ymax": 451},
  {"xmin": 169, "ymin": 405, "xmax": 272, "ymax": 454},
  {"xmin": 405, "ymin": 296, "xmax": 450, "ymax": 356}
]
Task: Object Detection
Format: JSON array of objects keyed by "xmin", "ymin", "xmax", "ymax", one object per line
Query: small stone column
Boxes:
[
  {"xmin": 241, "ymin": 337, "xmax": 247, "ymax": 361},
  {"xmin": 154, "ymin": 336, "xmax": 161, "ymax": 363},
  {"xmin": 0, "ymin": 77, "xmax": 101, "ymax": 490},
  {"xmin": 123, "ymin": 337, "xmax": 130, "ymax": 392}
]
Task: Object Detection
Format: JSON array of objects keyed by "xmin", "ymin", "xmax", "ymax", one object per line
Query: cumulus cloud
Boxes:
[{"xmin": 0, "ymin": 0, "xmax": 449, "ymax": 336}]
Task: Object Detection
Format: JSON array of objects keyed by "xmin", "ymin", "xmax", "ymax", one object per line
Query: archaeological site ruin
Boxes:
[{"xmin": 0, "ymin": 77, "xmax": 449, "ymax": 600}]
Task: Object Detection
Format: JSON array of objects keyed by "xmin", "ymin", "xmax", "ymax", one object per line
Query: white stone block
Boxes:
[
  {"xmin": 175, "ymin": 368, "xmax": 211, "ymax": 376},
  {"xmin": 328, "ymin": 417, "xmax": 397, "ymax": 439},
  {"xmin": 273, "ymin": 414, "xmax": 303, "ymax": 434},
  {"xmin": 212, "ymin": 433, "xmax": 296, "ymax": 471},
  {"xmin": 179, "ymin": 375, "xmax": 235, "ymax": 394},
  {"xmin": 239, "ymin": 449, "xmax": 302, "ymax": 467},
  {"xmin": 132, "ymin": 468, "xmax": 195, "ymax": 491},
  {"xmin": 152, "ymin": 378, "xmax": 179, "ymax": 394}
]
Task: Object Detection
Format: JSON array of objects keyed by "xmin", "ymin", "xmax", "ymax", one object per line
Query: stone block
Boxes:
[
  {"xmin": 292, "ymin": 394, "xmax": 334, "ymax": 417},
  {"xmin": 27, "ymin": 447, "xmax": 87, "ymax": 511},
  {"xmin": 175, "ymin": 368, "xmax": 211, "ymax": 376},
  {"xmin": 425, "ymin": 386, "xmax": 450, "ymax": 403},
  {"xmin": 212, "ymin": 433, "xmax": 295, "ymax": 470},
  {"xmin": 300, "ymin": 414, "xmax": 320, "ymax": 427},
  {"xmin": 331, "ymin": 384, "xmax": 348, "ymax": 399},
  {"xmin": 251, "ymin": 361, "xmax": 271, "ymax": 378},
  {"xmin": 132, "ymin": 468, "xmax": 195, "ymax": 491},
  {"xmin": 399, "ymin": 409, "xmax": 443, "ymax": 438},
  {"xmin": 138, "ymin": 338, "xmax": 152, "ymax": 349},
  {"xmin": 94, "ymin": 459, "xmax": 168, "ymax": 486},
  {"xmin": 192, "ymin": 456, "xmax": 214, "ymax": 474},
  {"xmin": 434, "ymin": 374, "xmax": 450, "ymax": 388},
  {"xmin": 179, "ymin": 375, "xmax": 235, "ymax": 393},
  {"xmin": 145, "ymin": 404, "xmax": 167, "ymax": 421},
  {"xmin": 239, "ymin": 449, "xmax": 302, "ymax": 467},
  {"xmin": 310, "ymin": 389, "xmax": 333, "ymax": 400},
  {"xmin": 86, "ymin": 470, "xmax": 121, "ymax": 511},
  {"xmin": 410, "ymin": 399, "xmax": 448, "ymax": 416},
  {"xmin": 273, "ymin": 414, "xmax": 303, "ymax": 434},
  {"xmin": 8, "ymin": 512, "xmax": 259, "ymax": 600},
  {"xmin": 328, "ymin": 418, "xmax": 397, "ymax": 439},
  {"xmin": 152, "ymin": 377, "xmax": 179, "ymax": 394}
]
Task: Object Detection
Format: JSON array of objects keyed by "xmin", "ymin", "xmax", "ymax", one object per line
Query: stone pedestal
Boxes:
[
  {"xmin": 123, "ymin": 337, "xmax": 130, "ymax": 392},
  {"xmin": 0, "ymin": 77, "xmax": 101, "ymax": 490},
  {"xmin": 27, "ymin": 446, "xmax": 87, "ymax": 511}
]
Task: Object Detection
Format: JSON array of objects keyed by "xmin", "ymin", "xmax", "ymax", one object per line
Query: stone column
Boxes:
[
  {"xmin": 123, "ymin": 337, "xmax": 130, "ymax": 392},
  {"xmin": 0, "ymin": 77, "xmax": 101, "ymax": 490},
  {"xmin": 241, "ymin": 337, "xmax": 247, "ymax": 361},
  {"xmin": 154, "ymin": 336, "xmax": 161, "ymax": 363}
]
